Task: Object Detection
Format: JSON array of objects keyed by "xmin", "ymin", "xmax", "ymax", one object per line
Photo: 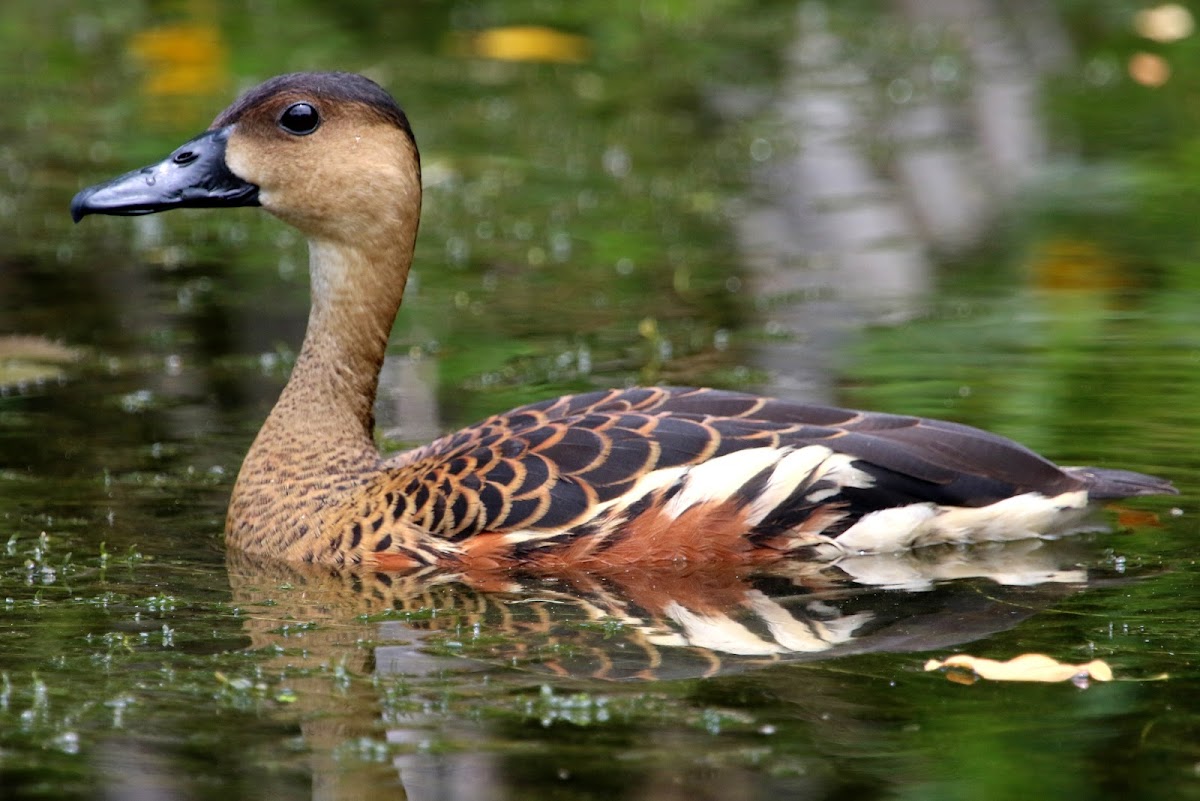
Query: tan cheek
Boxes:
[
  {"xmin": 224, "ymin": 136, "xmax": 257, "ymax": 185},
  {"xmin": 228, "ymin": 135, "xmax": 296, "ymax": 212},
  {"xmin": 229, "ymin": 133, "xmax": 325, "ymax": 213}
]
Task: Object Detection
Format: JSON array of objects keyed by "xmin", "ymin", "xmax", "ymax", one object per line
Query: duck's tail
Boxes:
[{"xmin": 1065, "ymin": 467, "xmax": 1178, "ymax": 500}]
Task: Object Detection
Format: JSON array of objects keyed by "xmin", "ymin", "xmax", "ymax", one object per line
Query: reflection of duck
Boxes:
[
  {"xmin": 72, "ymin": 72, "xmax": 1176, "ymax": 571},
  {"xmin": 226, "ymin": 538, "xmax": 1096, "ymax": 682}
]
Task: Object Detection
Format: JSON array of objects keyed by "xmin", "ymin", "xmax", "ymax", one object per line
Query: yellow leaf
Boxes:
[
  {"xmin": 454, "ymin": 26, "xmax": 590, "ymax": 64},
  {"xmin": 0, "ymin": 336, "xmax": 77, "ymax": 363},
  {"xmin": 924, "ymin": 653, "xmax": 1113, "ymax": 684},
  {"xmin": 0, "ymin": 335, "xmax": 79, "ymax": 390},
  {"xmin": 1029, "ymin": 238, "xmax": 1123, "ymax": 292},
  {"xmin": 128, "ymin": 22, "xmax": 229, "ymax": 100}
]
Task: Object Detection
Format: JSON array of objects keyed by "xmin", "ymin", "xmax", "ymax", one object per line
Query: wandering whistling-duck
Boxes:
[{"xmin": 71, "ymin": 72, "xmax": 1177, "ymax": 571}]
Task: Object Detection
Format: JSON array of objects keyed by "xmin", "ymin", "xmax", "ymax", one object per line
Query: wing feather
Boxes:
[{"xmin": 378, "ymin": 386, "xmax": 1158, "ymax": 546}]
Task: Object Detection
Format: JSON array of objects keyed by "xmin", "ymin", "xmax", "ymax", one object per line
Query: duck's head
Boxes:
[{"xmin": 71, "ymin": 72, "xmax": 421, "ymax": 245}]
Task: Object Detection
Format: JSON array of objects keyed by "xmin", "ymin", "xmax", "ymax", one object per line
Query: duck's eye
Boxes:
[{"xmin": 278, "ymin": 102, "xmax": 320, "ymax": 136}]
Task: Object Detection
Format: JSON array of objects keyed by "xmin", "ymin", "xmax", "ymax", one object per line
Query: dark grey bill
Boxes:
[{"xmin": 70, "ymin": 126, "xmax": 260, "ymax": 223}]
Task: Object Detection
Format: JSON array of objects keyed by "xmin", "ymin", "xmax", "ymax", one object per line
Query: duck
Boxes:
[{"xmin": 71, "ymin": 71, "xmax": 1177, "ymax": 572}]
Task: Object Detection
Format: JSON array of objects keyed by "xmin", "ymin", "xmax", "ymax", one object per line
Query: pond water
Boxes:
[{"xmin": 3, "ymin": 2, "xmax": 1199, "ymax": 800}]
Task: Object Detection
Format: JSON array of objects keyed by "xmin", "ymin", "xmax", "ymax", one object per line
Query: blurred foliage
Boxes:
[
  {"xmin": 1, "ymin": 0, "xmax": 798, "ymax": 428},
  {"xmin": 777, "ymin": 0, "xmax": 1200, "ymax": 490}
]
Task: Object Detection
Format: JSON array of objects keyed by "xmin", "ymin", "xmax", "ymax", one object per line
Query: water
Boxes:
[{"xmin": 3, "ymin": 2, "xmax": 1199, "ymax": 799}]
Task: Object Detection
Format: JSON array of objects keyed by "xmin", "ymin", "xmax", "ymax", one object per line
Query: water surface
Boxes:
[{"xmin": 2, "ymin": 2, "xmax": 1199, "ymax": 800}]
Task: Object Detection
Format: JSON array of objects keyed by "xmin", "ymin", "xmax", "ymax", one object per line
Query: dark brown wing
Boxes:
[{"xmin": 381, "ymin": 386, "xmax": 1173, "ymax": 541}]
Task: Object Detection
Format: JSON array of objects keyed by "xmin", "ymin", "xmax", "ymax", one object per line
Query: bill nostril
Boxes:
[{"xmin": 172, "ymin": 149, "xmax": 199, "ymax": 166}]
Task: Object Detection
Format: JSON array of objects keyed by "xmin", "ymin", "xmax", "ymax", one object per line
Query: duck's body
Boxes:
[{"xmin": 72, "ymin": 72, "xmax": 1176, "ymax": 571}]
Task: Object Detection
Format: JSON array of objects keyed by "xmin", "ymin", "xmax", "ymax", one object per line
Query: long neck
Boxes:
[
  {"xmin": 227, "ymin": 230, "xmax": 416, "ymax": 555},
  {"xmin": 259, "ymin": 235, "xmax": 413, "ymax": 458}
]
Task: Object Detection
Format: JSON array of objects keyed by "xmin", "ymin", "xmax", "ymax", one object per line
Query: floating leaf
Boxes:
[
  {"xmin": 924, "ymin": 653, "xmax": 1113, "ymax": 685},
  {"xmin": 0, "ymin": 336, "xmax": 77, "ymax": 363},
  {"xmin": 1110, "ymin": 505, "xmax": 1163, "ymax": 528},
  {"xmin": 0, "ymin": 336, "xmax": 79, "ymax": 391}
]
